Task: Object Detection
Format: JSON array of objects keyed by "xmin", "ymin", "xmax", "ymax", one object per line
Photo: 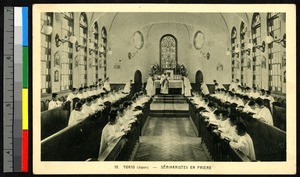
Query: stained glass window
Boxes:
[
  {"xmin": 60, "ymin": 12, "xmax": 73, "ymax": 90},
  {"xmin": 267, "ymin": 13, "xmax": 283, "ymax": 92},
  {"xmin": 100, "ymin": 26, "xmax": 107, "ymax": 79},
  {"xmin": 240, "ymin": 22, "xmax": 246, "ymax": 85},
  {"xmin": 41, "ymin": 12, "xmax": 53, "ymax": 94},
  {"xmin": 251, "ymin": 13, "xmax": 262, "ymax": 88},
  {"xmin": 79, "ymin": 13, "xmax": 88, "ymax": 86},
  {"xmin": 160, "ymin": 35, "xmax": 177, "ymax": 69},
  {"xmin": 231, "ymin": 27, "xmax": 238, "ymax": 80},
  {"xmin": 90, "ymin": 22, "xmax": 99, "ymax": 84}
]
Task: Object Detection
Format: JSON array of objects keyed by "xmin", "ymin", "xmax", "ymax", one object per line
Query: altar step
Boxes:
[
  {"xmin": 153, "ymin": 94, "xmax": 184, "ymax": 97},
  {"xmin": 152, "ymin": 95, "xmax": 186, "ymax": 103},
  {"xmin": 150, "ymin": 95, "xmax": 189, "ymax": 117},
  {"xmin": 149, "ymin": 110, "xmax": 189, "ymax": 117},
  {"xmin": 152, "ymin": 94, "xmax": 187, "ymax": 101},
  {"xmin": 150, "ymin": 102, "xmax": 188, "ymax": 110}
]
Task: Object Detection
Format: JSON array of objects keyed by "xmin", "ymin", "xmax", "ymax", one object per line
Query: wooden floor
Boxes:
[{"xmin": 134, "ymin": 117, "xmax": 209, "ymax": 161}]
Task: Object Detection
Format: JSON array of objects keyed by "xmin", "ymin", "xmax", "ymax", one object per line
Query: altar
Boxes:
[
  {"xmin": 154, "ymin": 79, "xmax": 183, "ymax": 94},
  {"xmin": 150, "ymin": 50, "xmax": 188, "ymax": 94}
]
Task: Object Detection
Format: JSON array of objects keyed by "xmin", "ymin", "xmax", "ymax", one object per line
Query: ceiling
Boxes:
[{"xmin": 92, "ymin": 12, "xmax": 250, "ymax": 35}]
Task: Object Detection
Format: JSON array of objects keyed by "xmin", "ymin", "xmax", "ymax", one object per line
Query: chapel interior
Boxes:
[{"xmin": 40, "ymin": 12, "xmax": 286, "ymax": 162}]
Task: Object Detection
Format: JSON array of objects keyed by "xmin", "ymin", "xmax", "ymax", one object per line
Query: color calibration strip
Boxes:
[
  {"xmin": 3, "ymin": 7, "xmax": 28, "ymax": 173},
  {"xmin": 21, "ymin": 7, "xmax": 29, "ymax": 173}
]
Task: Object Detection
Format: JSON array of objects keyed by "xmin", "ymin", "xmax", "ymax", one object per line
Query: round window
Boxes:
[
  {"xmin": 133, "ymin": 31, "xmax": 144, "ymax": 50},
  {"xmin": 194, "ymin": 31, "xmax": 205, "ymax": 50}
]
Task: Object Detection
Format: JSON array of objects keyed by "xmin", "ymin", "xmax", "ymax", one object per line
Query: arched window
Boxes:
[
  {"xmin": 79, "ymin": 13, "xmax": 88, "ymax": 86},
  {"xmin": 267, "ymin": 13, "xmax": 283, "ymax": 92},
  {"xmin": 91, "ymin": 22, "xmax": 99, "ymax": 84},
  {"xmin": 100, "ymin": 26, "xmax": 107, "ymax": 79},
  {"xmin": 40, "ymin": 12, "xmax": 53, "ymax": 93},
  {"xmin": 240, "ymin": 22, "xmax": 246, "ymax": 85},
  {"xmin": 60, "ymin": 12, "xmax": 74, "ymax": 90},
  {"xmin": 160, "ymin": 34, "xmax": 177, "ymax": 69},
  {"xmin": 231, "ymin": 27, "xmax": 237, "ymax": 80},
  {"xmin": 251, "ymin": 13, "xmax": 262, "ymax": 88}
]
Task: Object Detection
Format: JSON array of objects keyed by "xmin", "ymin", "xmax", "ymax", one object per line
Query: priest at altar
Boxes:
[{"xmin": 160, "ymin": 72, "xmax": 170, "ymax": 94}]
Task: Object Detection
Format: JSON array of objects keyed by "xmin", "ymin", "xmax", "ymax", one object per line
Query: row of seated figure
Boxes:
[
  {"xmin": 41, "ymin": 89, "xmax": 152, "ymax": 161},
  {"xmin": 40, "ymin": 81, "xmax": 134, "ymax": 140},
  {"xmin": 41, "ymin": 78, "xmax": 137, "ymax": 112},
  {"xmin": 189, "ymin": 90, "xmax": 286, "ymax": 161},
  {"xmin": 199, "ymin": 79, "xmax": 286, "ymax": 108},
  {"xmin": 98, "ymin": 93, "xmax": 151, "ymax": 159}
]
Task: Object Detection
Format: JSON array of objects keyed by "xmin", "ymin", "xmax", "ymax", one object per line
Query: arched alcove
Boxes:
[
  {"xmin": 195, "ymin": 70, "xmax": 204, "ymax": 91},
  {"xmin": 195, "ymin": 70, "xmax": 203, "ymax": 83},
  {"xmin": 133, "ymin": 70, "xmax": 142, "ymax": 92}
]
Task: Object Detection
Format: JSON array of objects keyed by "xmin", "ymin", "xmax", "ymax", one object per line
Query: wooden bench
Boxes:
[
  {"xmin": 41, "ymin": 111, "xmax": 106, "ymax": 161},
  {"xmin": 41, "ymin": 103, "xmax": 70, "ymax": 140},
  {"xmin": 272, "ymin": 104, "xmax": 286, "ymax": 131},
  {"xmin": 241, "ymin": 115, "xmax": 286, "ymax": 161}
]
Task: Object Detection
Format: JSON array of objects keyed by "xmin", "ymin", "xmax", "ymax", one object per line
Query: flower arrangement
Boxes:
[
  {"xmin": 175, "ymin": 64, "xmax": 187, "ymax": 76},
  {"xmin": 150, "ymin": 62, "xmax": 161, "ymax": 75},
  {"xmin": 150, "ymin": 62, "xmax": 187, "ymax": 77}
]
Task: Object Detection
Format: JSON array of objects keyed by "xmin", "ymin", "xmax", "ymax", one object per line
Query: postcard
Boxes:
[{"xmin": 33, "ymin": 4, "xmax": 296, "ymax": 174}]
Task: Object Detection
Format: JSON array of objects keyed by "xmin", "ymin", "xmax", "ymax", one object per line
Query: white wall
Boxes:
[{"xmin": 105, "ymin": 13, "xmax": 231, "ymax": 85}]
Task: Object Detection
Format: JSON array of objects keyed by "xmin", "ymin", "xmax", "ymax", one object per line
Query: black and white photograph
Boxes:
[{"xmin": 33, "ymin": 4, "xmax": 296, "ymax": 174}]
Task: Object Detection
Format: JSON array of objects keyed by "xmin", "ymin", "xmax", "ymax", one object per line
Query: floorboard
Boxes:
[{"xmin": 134, "ymin": 117, "xmax": 209, "ymax": 161}]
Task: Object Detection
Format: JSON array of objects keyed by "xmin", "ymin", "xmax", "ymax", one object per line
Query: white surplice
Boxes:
[
  {"xmin": 230, "ymin": 133, "xmax": 256, "ymax": 161},
  {"xmin": 145, "ymin": 77, "xmax": 155, "ymax": 96},
  {"xmin": 48, "ymin": 100, "xmax": 62, "ymax": 110},
  {"xmin": 82, "ymin": 92, "xmax": 89, "ymax": 99},
  {"xmin": 98, "ymin": 123, "xmax": 125, "ymax": 156},
  {"xmin": 216, "ymin": 84, "xmax": 226, "ymax": 90},
  {"xmin": 103, "ymin": 81, "xmax": 111, "ymax": 92},
  {"xmin": 160, "ymin": 74, "xmax": 169, "ymax": 94},
  {"xmin": 82, "ymin": 104, "xmax": 94, "ymax": 117},
  {"xmin": 229, "ymin": 82, "xmax": 237, "ymax": 91},
  {"xmin": 68, "ymin": 110, "xmax": 86, "ymax": 126},
  {"xmin": 249, "ymin": 91, "xmax": 260, "ymax": 99},
  {"xmin": 253, "ymin": 106, "xmax": 274, "ymax": 126},
  {"xmin": 66, "ymin": 93, "xmax": 77, "ymax": 102},
  {"xmin": 183, "ymin": 76, "xmax": 192, "ymax": 96},
  {"xmin": 200, "ymin": 83, "xmax": 209, "ymax": 95},
  {"xmin": 123, "ymin": 81, "xmax": 131, "ymax": 93}
]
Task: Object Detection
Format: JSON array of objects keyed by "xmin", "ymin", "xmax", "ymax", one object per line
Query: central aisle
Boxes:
[{"xmin": 134, "ymin": 117, "xmax": 209, "ymax": 161}]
